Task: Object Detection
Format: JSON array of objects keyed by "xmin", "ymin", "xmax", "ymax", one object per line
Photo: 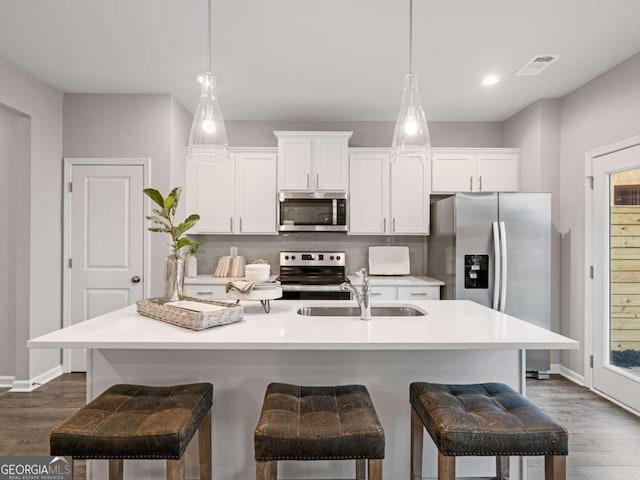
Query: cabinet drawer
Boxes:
[
  {"xmin": 397, "ymin": 286, "xmax": 440, "ymax": 300},
  {"xmin": 368, "ymin": 286, "xmax": 397, "ymax": 300},
  {"xmin": 184, "ymin": 285, "xmax": 229, "ymax": 299}
]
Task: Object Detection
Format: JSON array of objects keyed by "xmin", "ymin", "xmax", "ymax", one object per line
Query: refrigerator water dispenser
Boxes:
[{"xmin": 464, "ymin": 255, "xmax": 488, "ymax": 289}]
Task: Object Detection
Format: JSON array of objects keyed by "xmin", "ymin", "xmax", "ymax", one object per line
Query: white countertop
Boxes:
[
  {"xmin": 347, "ymin": 274, "xmax": 444, "ymax": 286},
  {"xmin": 28, "ymin": 300, "xmax": 577, "ymax": 351}
]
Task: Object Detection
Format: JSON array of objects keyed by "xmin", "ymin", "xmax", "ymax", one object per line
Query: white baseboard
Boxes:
[
  {"xmin": 10, "ymin": 364, "xmax": 63, "ymax": 392},
  {"xmin": 0, "ymin": 375, "xmax": 16, "ymax": 388},
  {"xmin": 555, "ymin": 364, "xmax": 586, "ymax": 386}
]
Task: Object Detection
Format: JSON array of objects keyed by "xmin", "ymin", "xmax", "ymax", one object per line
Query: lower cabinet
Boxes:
[
  {"xmin": 184, "ymin": 284, "xmax": 230, "ymax": 300},
  {"xmin": 368, "ymin": 285, "xmax": 441, "ymax": 300}
]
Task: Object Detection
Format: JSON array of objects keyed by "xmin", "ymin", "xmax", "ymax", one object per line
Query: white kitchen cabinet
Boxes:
[
  {"xmin": 186, "ymin": 149, "xmax": 278, "ymax": 234},
  {"xmin": 349, "ymin": 149, "xmax": 430, "ymax": 235},
  {"xmin": 184, "ymin": 284, "xmax": 229, "ymax": 300},
  {"xmin": 397, "ymin": 286, "xmax": 440, "ymax": 300},
  {"xmin": 275, "ymin": 131, "xmax": 352, "ymax": 191},
  {"xmin": 431, "ymin": 149, "xmax": 519, "ymax": 193},
  {"xmin": 368, "ymin": 286, "xmax": 396, "ymax": 300}
]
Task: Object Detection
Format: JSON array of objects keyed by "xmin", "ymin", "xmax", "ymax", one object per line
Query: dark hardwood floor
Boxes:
[{"xmin": 0, "ymin": 374, "xmax": 639, "ymax": 479}]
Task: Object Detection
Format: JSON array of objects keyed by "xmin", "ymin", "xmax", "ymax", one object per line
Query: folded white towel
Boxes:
[{"xmin": 225, "ymin": 280, "xmax": 255, "ymax": 294}]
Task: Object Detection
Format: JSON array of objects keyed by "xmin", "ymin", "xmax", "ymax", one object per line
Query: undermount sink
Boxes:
[{"xmin": 296, "ymin": 305, "xmax": 426, "ymax": 317}]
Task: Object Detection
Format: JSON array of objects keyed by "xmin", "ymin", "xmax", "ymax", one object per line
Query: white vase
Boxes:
[{"xmin": 186, "ymin": 255, "xmax": 198, "ymax": 278}]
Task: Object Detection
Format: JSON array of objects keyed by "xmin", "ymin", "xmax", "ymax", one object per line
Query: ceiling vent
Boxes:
[{"xmin": 514, "ymin": 55, "xmax": 560, "ymax": 76}]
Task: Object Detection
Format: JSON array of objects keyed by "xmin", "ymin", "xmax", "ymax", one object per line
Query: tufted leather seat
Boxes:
[
  {"xmin": 255, "ymin": 383, "xmax": 385, "ymax": 480},
  {"xmin": 410, "ymin": 382, "xmax": 568, "ymax": 480},
  {"xmin": 50, "ymin": 383, "xmax": 213, "ymax": 480}
]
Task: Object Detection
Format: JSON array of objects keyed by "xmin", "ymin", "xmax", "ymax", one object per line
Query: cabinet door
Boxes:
[
  {"xmin": 184, "ymin": 284, "xmax": 229, "ymax": 299},
  {"xmin": 349, "ymin": 153, "xmax": 389, "ymax": 234},
  {"xmin": 236, "ymin": 153, "xmax": 277, "ymax": 234},
  {"xmin": 277, "ymin": 138, "xmax": 312, "ymax": 190},
  {"xmin": 369, "ymin": 286, "xmax": 397, "ymax": 300},
  {"xmin": 187, "ymin": 157, "xmax": 235, "ymax": 233},
  {"xmin": 476, "ymin": 153, "xmax": 519, "ymax": 192},
  {"xmin": 431, "ymin": 153, "xmax": 476, "ymax": 192},
  {"xmin": 314, "ymin": 137, "xmax": 348, "ymax": 190},
  {"xmin": 390, "ymin": 157, "xmax": 430, "ymax": 234},
  {"xmin": 397, "ymin": 286, "xmax": 440, "ymax": 300}
]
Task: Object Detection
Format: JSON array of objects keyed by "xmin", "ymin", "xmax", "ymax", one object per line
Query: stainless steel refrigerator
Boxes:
[{"xmin": 428, "ymin": 192, "xmax": 551, "ymax": 373}]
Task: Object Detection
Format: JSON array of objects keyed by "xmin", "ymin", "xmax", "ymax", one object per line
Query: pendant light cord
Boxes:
[
  {"xmin": 207, "ymin": 0, "xmax": 212, "ymax": 72},
  {"xmin": 409, "ymin": 0, "xmax": 413, "ymax": 74}
]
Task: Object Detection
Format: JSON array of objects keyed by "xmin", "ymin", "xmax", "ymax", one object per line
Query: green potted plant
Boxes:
[
  {"xmin": 144, "ymin": 187, "xmax": 200, "ymax": 301},
  {"xmin": 186, "ymin": 241, "xmax": 203, "ymax": 278}
]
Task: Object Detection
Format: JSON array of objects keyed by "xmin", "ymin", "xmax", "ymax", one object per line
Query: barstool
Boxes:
[
  {"xmin": 50, "ymin": 383, "xmax": 213, "ymax": 480},
  {"xmin": 410, "ymin": 382, "xmax": 568, "ymax": 480},
  {"xmin": 254, "ymin": 383, "xmax": 385, "ymax": 480}
]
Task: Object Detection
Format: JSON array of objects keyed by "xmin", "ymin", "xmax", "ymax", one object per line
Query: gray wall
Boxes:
[
  {"xmin": 226, "ymin": 121, "xmax": 504, "ymax": 148},
  {"xmin": 503, "ymin": 99, "xmax": 562, "ymax": 368},
  {"xmin": 0, "ymin": 57, "xmax": 63, "ymax": 384},
  {"xmin": 63, "ymin": 94, "xmax": 191, "ymax": 297},
  {"xmin": 0, "ymin": 108, "xmax": 14, "ymax": 379},
  {"xmin": 558, "ymin": 51, "xmax": 640, "ymax": 376}
]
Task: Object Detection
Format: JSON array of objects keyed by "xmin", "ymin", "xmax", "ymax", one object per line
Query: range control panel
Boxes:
[
  {"xmin": 464, "ymin": 254, "xmax": 489, "ymax": 289},
  {"xmin": 280, "ymin": 251, "xmax": 346, "ymax": 267}
]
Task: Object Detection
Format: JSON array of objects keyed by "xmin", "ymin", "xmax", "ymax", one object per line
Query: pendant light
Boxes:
[
  {"xmin": 391, "ymin": 0, "xmax": 432, "ymax": 161},
  {"xmin": 188, "ymin": 0, "xmax": 229, "ymax": 160}
]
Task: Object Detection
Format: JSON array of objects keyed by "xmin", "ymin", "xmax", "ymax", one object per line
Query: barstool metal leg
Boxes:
[
  {"xmin": 368, "ymin": 458, "xmax": 383, "ymax": 480},
  {"xmin": 410, "ymin": 407, "xmax": 423, "ymax": 480},
  {"xmin": 167, "ymin": 457, "xmax": 185, "ymax": 480},
  {"xmin": 108, "ymin": 459, "xmax": 123, "ymax": 480},
  {"xmin": 545, "ymin": 455, "xmax": 566, "ymax": 480},
  {"xmin": 437, "ymin": 453, "xmax": 455, "ymax": 480},
  {"xmin": 198, "ymin": 409, "xmax": 212, "ymax": 480},
  {"xmin": 496, "ymin": 456, "xmax": 509, "ymax": 479}
]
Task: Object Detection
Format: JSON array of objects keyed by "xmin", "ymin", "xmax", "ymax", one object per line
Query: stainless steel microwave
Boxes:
[{"xmin": 278, "ymin": 191, "xmax": 348, "ymax": 232}]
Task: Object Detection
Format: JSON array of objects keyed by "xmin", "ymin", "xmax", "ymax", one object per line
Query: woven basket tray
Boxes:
[{"xmin": 136, "ymin": 296, "xmax": 243, "ymax": 331}]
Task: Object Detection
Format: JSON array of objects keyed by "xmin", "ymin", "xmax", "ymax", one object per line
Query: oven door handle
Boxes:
[{"xmin": 280, "ymin": 284, "xmax": 345, "ymax": 292}]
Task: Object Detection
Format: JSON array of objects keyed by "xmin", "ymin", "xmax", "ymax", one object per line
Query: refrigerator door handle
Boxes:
[
  {"xmin": 499, "ymin": 221, "xmax": 508, "ymax": 312},
  {"xmin": 492, "ymin": 221, "xmax": 501, "ymax": 310}
]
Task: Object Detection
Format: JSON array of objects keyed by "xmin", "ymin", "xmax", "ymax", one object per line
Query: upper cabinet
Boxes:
[
  {"xmin": 186, "ymin": 148, "xmax": 278, "ymax": 235},
  {"xmin": 349, "ymin": 149, "xmax": 430, "ymax": 235},
  {"xmin": 431, "ymin": 148, "xmax": 519, "ymax": 193},
  {"xmin": 275, "ymin": 131, "xmax": 353, "ymax": 191}
]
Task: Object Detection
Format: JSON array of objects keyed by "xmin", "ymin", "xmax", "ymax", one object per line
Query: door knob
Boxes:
[{"xmin": 131, "ymin": 276, "xmax": 141, "ymax": 283}]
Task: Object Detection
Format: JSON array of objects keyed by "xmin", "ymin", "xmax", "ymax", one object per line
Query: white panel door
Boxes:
[
  {"xmin": 314, "ymin": 137, "xmax": 348, "ymax": 190},
  {"xmin": 277, "ymin": 138, "xmax": 312, "ymax": 190},
  {"xmin": 349, "ymin": 153, "xmax": 389, "ymax": 234},
  {"xmin": 194, "ymin": 159, "xmax": 235, "ymax": 233},
  {"xmin": 390, "ymin": 158, "xmax": 430, "ymax": 234},
  {"xmin": 235, "ymin": 152, "xmax": 277, "ymax": 234},
  {"xmin": 476, "ymin": 154, "xmax": 519, "ymax": 192},
  {"xmin": 69, "ymin": 164, "xmax": 144, "ymax": 371},
  {"xmin": 431, "ymin": 153, "xmax": 476, "ymax": 192},
  {"xmin": 593, "ymin": 143, "xmax": 640, "ymax": 413}
]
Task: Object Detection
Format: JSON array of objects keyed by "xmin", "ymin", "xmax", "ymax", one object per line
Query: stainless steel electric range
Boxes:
[{"xmin": 278, "ymin": 251, "xmax": 351, "ymax": 300}]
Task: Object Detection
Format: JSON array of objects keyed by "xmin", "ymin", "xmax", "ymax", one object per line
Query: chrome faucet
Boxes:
[{"xmin": 340, "ymin": 268, "xmax": 371, "ymax": 321}]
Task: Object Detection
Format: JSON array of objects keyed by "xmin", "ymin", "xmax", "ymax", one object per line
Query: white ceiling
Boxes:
[{"xmin": 1, "ymin": 0, "xmax": 640, "ymax": 122}]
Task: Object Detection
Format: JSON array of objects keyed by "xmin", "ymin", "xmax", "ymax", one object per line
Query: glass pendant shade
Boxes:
[
  {"xmin": 188, "ymin": 72, "xmax": 229, "ymax": 160},
  {"xmin": 391, "ymin": 73, "xmax": 432, "ymax": 161}
]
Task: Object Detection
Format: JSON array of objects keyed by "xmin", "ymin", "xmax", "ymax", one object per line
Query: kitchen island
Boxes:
[{"xmin": 29, "ymin": 300, "xmax": 577, "ymax": 480}]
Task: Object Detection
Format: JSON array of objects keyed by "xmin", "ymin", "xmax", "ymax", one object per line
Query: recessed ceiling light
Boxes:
[{"xmin": 482, "ymin": 75, "xmax": 500, "ymax": 86}]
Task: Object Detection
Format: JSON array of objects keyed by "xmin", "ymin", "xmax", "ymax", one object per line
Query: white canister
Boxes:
[
  {"xmin": 186, "ymin": 255, "xmax": 198, "ymax": 278},
  {"xmin": 245, "ymin": 264, "xmax": 270, "ymax": 283}
]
